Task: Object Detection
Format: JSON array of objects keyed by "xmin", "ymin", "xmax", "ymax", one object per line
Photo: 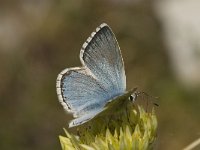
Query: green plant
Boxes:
[{"xmin": 59, "ymin": 103, "xmax": 157, "ymax": 150}]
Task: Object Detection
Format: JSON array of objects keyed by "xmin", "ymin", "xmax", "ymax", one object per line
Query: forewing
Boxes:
[
  {"xmin": 56, "ymin": 67, "xmax": 109, "ymax": 115},
  {"xmin": 80, "ymin": 23, "xmax": 126, "ymax": 98}
]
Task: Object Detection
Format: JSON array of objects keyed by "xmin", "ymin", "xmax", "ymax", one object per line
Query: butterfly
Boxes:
[{"xmin": 56, "ymin": 23, "xmax": 137, "ymax": 128}]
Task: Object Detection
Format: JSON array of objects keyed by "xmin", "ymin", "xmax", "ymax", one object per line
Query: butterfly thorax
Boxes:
[{"xmin": 95, "ymin": 88, "xmax": 137, "ymax": 117}]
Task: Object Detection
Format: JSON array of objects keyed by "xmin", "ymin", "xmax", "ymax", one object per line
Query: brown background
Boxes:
[{"xmin": 0, "ymin": 0, "xmax": 200, "ymax": 149}]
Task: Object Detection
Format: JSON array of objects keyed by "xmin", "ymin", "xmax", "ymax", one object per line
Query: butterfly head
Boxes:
[
  {"xmin": 129, "ymin": 93, "xmax": 137, "ymax": 102},
  {"xmin": 126, "ymin": 87, "xmax": 138, "ymax": 102}
]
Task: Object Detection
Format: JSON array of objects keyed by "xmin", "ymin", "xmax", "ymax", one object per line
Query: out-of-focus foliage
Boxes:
[
  {"xmin": 59, "ymin": 106, "xmax": 157, "ymax": 150},
  {"xmin": 0, "ymin": 0, "xmax": 200, "ymax": 150},
  {"xmin": 155, "ymin": 0, "xmax": 200, "ymax": 87}
]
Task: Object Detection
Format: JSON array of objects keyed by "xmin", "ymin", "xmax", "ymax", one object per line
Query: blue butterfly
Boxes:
[{"xmin": 56, "ymin": 23, "xmax": 136, "ymax": 128}]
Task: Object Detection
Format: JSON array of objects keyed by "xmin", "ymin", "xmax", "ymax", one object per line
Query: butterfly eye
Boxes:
[
  {"xmin": 129, "ymin": 94, "xmax": 135, "ymax": 101},
  {"xmin": 129, "ymin": 93, "xmax": 136, "ymax": 102},
  {"xmin": 129, "ymin": 95, "xmax": 133, "ymax": 101}
]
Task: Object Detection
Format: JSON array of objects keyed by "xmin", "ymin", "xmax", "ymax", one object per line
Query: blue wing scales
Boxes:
[{"xmin": 56, "ymin": 23, "xmax": 126, "ymax": 127}]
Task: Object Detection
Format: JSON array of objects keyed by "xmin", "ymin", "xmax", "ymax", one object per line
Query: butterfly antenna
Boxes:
[
  {"xmin": 135, "ymin": 91, "xmax": 159, "ymax": 112},
  {"xmin": 142, "ymin": 91, "xmax": 159, "ymax": 107}
]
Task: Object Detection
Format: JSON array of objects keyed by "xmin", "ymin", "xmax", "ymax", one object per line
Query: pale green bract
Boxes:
[{"xmin": 59, "ymin": 105, "xmax": 157, "ymax": 150}]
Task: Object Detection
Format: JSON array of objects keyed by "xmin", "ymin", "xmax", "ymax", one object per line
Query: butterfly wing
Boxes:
[
  {"xmin": 56, "ymin": 23, "xmax": 126, "ymax": 127},
  {"xmin": 80, "ymin": 23, "xmax": 126, "ymax": 97},
  {"xmin": 57, "ymin": 67, "xmax": 111, "ymax": 127}
]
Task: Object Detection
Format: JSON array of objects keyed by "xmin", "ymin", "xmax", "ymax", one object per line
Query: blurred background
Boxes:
[{"xmin": 0, "ymin": 0, "xmax": 200, "ymax": 149}]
